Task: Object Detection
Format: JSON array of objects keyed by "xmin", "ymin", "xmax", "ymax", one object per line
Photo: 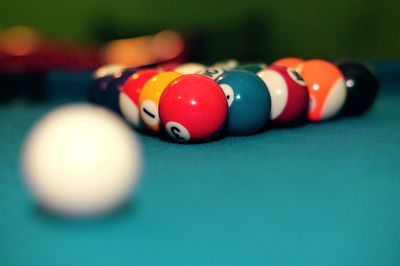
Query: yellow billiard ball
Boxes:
[{"xmin": 138, "ymin": 71, "xmax": 182, "ymax": 132}]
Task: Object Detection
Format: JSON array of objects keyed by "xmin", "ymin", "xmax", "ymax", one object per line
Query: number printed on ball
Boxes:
[
  {"xmin": 287, "ymin": 68, "xmax": 306, "ymax": 86},
  {"xmin": 200, "ymin": 67, "xmax": 225, "ymax": 80},
  {"xmin": 165, "ymin": 122, "xmax": 191, "ymax": 142},
  {"xmin": 140, "ymin": 100, "xmax": 159, "ymax": 126}
]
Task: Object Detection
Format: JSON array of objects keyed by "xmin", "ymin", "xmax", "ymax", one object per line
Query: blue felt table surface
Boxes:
[{"xmin": 0, "ymin": 81, "xmax": 400, "ymax": 266}]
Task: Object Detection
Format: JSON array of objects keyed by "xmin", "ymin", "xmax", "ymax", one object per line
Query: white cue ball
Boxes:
[{"xmin": 22, "ymin": 104, "xmax": 142, "ymax": 217}]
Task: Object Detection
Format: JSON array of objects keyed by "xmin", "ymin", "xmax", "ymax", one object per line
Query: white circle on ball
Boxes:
[
  {"xmin": 22, "ymin": 104, "xmax": 141, "ymax": 217},
  {"xmin": 140, "ymin": 100, "xmax": 159, "ymax": 127},
  {"xmin": 258, "ymin": 69, "xmax": 289, "ymax": 120},
  {"xmin": 165, "ymin": 122, "xmax": 190, "ymax": 142},
  {"xmin": 219, "ymin": 84, "xmax": 235, "ymax": 107},
  {"xmin": 119, "ymin": 92, "xmax": 141, "ymax": 128}
]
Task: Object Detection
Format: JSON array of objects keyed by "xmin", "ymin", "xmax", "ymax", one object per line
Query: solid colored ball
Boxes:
[
  {"xmin": 119, "ymin": 68, "xmax": 160, "ymax": 129},
  {"xmin": 257, "ymin": 66, "xmax": 309, "ymax": 125},
  {"xmin": 272, "ymin": 57, "xmax": 304, "ymax": 69},
  {"xmin": 88, "ymin": 64, "xmax": 125, "ymax": 104},
  {"xmin": 138, "ymin": 71, "xmax": 182, "ymax": 132},
  {"xmin": 101, "ymin": 68, "xmax": 138, "ymax": 114},
  {"xmin": 174, "ymin": 63, "xmax": 206, "ymax": 74},
  {"xmin": 297, "ymin": 60, "xmax": 347, "ymax": 121},
  {"xmin": 159, "ymin": 74, "xmax": 228, "ymax": 142},
  {"xmin": 336, "ymin": 61, "xmax": 379, "ymax": 115},
  {"xmin": 22, "ymin": 105, "xmax": 142, "ymax": 217},
  {"xmin": 215, "ymin": 70, "xmax": 271, "ymax": 135}
]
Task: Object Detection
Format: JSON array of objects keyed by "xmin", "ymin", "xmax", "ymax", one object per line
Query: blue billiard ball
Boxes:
[{"xmin": 215, "ymin": 69, "xmax": 271, "ymax": 135}]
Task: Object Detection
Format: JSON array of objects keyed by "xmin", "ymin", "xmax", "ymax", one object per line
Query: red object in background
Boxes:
[
  {"xmin": 159, "ymin": 74, "xmax": 228, "ymax": 142},
  {"xmin": 0, "ymin": 26, "xmax": 102, "ymax": 73},
  {"xmin": 0, "ymin": 26, "xmax": 189, "ymax": 74},
  {"xmin": 0, "ymin": 42, "xmax": 102, "ymax": 73}
]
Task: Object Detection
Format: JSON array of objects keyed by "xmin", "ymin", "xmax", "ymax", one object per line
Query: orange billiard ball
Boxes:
[
  {"xmin": 296, "ymin": 59, "xmax": 347, "ymax": 122},
  {"xmin": 273, "ymin": 57, "xmax": 304, "ymax": 69}
]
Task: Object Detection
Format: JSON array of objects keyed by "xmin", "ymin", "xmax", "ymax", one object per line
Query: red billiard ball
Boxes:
[
  {"xmin": 257, "ymin": 66, "xmax": 309, "ymax": 125},
  {"xmin": 159, "ymin": 74, "xmax": 228, "ymax": 142},
  {"xmin": 296, "ymin": 59, "xmax": 347, "ymax": 121},
  {"xmin": 119, "ymin": 68, "xmax": 160, "ymax": 129}
]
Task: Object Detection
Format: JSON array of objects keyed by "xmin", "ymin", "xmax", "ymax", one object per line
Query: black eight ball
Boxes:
[{"xmin": 337, "ymin": 61, "xmax": 379, "ymax": 115}]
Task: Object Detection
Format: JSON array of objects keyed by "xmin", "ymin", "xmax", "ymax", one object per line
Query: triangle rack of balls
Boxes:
[{"xmin": 89, "ymin": 58, "xmax": 379, "ymax": 143}]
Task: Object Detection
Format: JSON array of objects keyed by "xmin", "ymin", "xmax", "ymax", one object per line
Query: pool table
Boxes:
[{"xmin": 0, "ymin": 63, "xmax": 399, "ymax": 266}]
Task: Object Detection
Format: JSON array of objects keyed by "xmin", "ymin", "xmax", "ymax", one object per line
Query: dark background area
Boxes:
[{"xmin": 0, "ymin": 0, "xmax": 399, "ymax": 62}]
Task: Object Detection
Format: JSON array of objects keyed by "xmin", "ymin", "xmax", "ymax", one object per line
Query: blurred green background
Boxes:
[{"xmin": 0, "ymin": 0, "xmax": 398, "ymax": 62}]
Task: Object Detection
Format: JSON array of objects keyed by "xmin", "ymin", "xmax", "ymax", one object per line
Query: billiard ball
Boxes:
[
  {"xmin": 212, "ymin": 59, "xmax": 239, "ymax": 69},
  {"xmin": 89, "ymin": 66, "xmax": 137, "ymax": 113},
  {"xmin": 174, "ymin": 63, "xmax": 206, "ymax": 74},
  {"xmin": 257, "ymin": 66, "xmax": 309, "ymax": 125},
  {"xmin": 159, "ymin": 74, "xmax": 228, "ymax": 142},
  {"xmin": 119, "ymin": 68, "xmax": 160, "ymax": 129},
  {"xmin": 336, "ymin": 61, "xmax": 379, "ymax": 115},
  {"xmin": 215, "ymin": 69, "xmax": 271, "ymax": 135},
  {"xmin": 236, "ymin": 62, "xmax": 267, "ymax": 73},
  {"xmin": 88, "ymin": 64, "xmax": 125, "ymax": 104},
  {"xmin": 296, "ymin": 59, "xmax": 347, "ymax": 121},
  {"xmin": 138, "ymin": 71, "xmax": 182, "ymax": 132},
  {"xmin": 94, "ymin": 64, "xmax": 125, "ymax": 78},
  {"xmin": 22, "ymin": 105, "xmax": 141, "ymax": 217},
  {"xmin": 272, "ymin": 57, "xmax": 304, "ymax": 69},
  {"xmin": 101, "ymin": 68, "xmax": 138, "ymax": 114}
]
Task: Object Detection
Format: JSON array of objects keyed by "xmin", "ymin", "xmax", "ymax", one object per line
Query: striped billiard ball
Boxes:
[
  {"xmin": 257, "ymin": 66, "xmax": 309, "ymax": 125},
  {"xmin": 296, "ymin": 59, "xmax": 347, "ymax": 122}
]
